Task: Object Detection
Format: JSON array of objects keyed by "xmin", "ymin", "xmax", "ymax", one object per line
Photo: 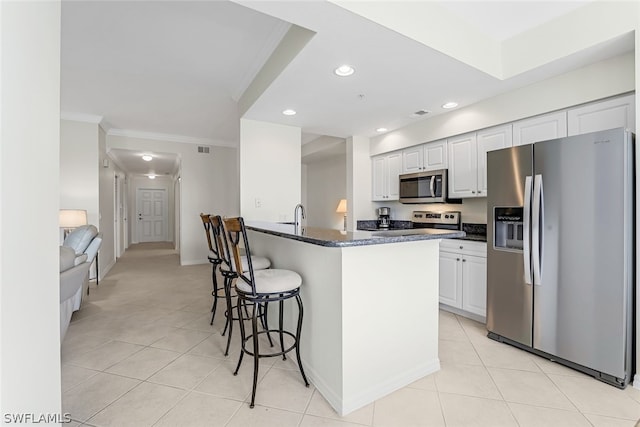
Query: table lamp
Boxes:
[
  {"xmin": 59, "ymin": 209, "xmax": 88, "ymax": 238},
  {"xmin": 336, "ymin": 199, "xmax": 347, "ymax": 231}
]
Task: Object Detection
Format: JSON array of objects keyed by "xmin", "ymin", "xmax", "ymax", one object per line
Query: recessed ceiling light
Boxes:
[
  {"xmin": 334, "ymin": 65, "xmax": 355, "ymax": 77},
  {"xmin": 442, "ymin": 102, "xmax": 458, "ymax": 109},
  {"xmin": 282, "ymin": 109, "xmax": 297, "ymax": 116},
  {"xmin": 142, "ymin": 154, "xmax": 153, "ymax": 161},
  {"xmin": 376, "ymin": 128, "xmax": 388, "ymax": 133},
  {"xmin": 148, "ymin": 174, "xmax": 156, "ymax": 179}
]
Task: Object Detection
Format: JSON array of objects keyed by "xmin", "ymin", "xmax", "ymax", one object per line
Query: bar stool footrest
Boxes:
[{"xmin": 241, "ymin": 330, "xmax": 297, "ymax": 358}]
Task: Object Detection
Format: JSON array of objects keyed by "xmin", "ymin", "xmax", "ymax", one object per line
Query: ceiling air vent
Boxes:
[
  {"xmin": 197, "ymin": 146, "xmax": 210, "ymax": 154},
  {"xmin": 411, "ymin": 109, "xmax": 431, "ymax": 118}
]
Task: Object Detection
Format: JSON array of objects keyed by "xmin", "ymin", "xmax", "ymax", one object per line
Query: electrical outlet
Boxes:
[{"xmin": 255, "ymin": 198, "xmax": 262, "ymax": 208}]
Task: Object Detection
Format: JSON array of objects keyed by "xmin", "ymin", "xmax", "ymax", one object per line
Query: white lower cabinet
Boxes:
[{"xmin": 439, "ymin": 240, "xmax": 487, "ymax": 320}]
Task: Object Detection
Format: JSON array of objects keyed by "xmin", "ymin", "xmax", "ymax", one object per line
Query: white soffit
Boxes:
[{"xmin": 330, "ymin": 0, "xmax": 633, "ymax": 80}]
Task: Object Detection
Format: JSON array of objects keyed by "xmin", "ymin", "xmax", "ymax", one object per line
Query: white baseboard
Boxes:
[
  {"xmin": 97, "ymin": 259, "xmax": 116, "ymax": 281},
  {"xmin": 180, "ymin": 259, "xmax": 208, "ymax": 266},
  {"xmin": 341, "ymin": 359, "xmax": 441, "ymax": 416},
  {"xmin": 306, "ymin": 356, "xmax": 441, "ymax": 417}
]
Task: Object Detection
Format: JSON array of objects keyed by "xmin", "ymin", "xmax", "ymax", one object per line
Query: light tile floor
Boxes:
[{"xmin": 63, "ymin": 243, "xmax": 640, "ymax": 426}]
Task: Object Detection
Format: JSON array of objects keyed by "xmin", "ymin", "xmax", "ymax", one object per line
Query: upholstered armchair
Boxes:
[
  {"xmin": 60, "ymin": 246, "xmax": 90, "ymax": 339},
  {"xmin": 62, "ymin": 225, "xmax": 102, "ymax": 294},
  {"xmin": 59, "ymin": 225, "xmax": 102, "ymax": 340}
]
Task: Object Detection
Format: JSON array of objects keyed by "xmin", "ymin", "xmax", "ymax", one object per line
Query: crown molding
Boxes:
[
  {"xmin": 60, "ymin": 112, "xmax": 113, "ymax": 134},
  {"xmin": 60, "ymin": 112, "xmax": 104, "ymax": 124},
  {"xmin": 107, "ymin": 128, "xmax": 237, "ymax": 148}
]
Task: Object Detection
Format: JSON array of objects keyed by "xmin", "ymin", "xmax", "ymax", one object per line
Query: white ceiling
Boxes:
[
  {"xmin": 60, "ymin": 0, "xmax": 631, "ymax": 172},
  {"xmin": 437, "ymin": 1, "xmax": 591, "ymax": 41}
]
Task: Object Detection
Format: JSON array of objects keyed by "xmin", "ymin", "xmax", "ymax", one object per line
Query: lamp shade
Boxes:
[
  {"xmin": 59, "ymin": 209, "xmax": 88, "ymax": 228},
  {"xmin": 336, "ymin": 199, "xmax": 347, "ymax": 214}
]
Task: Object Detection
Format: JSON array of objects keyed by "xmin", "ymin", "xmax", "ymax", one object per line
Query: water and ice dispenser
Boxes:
[{"xmin": 494, "ymin": 207, "xmax": 524, "ymax": 251}]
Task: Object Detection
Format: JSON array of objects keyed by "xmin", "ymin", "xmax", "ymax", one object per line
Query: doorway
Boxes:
[{"xmin": 136, "ymin": 188, "xmax": 168, "ymax": 242}]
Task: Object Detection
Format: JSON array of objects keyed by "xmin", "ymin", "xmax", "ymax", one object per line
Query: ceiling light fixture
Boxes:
[
  {"xmin": 142, "ymin": 154, "xmax": 153, "ymax": 161},
  {"xmin": 442, "ymin": 102, "xmax": 458, "ymax": 109},
  {"xmin": 148, "ymin": 174, "xmax": 156, "ymax": 179},
  {"xmin": 376, "ymin": 128, "xmax": 388, "ymax": 133},
  {"xmin": 334, "ymin": 65, "xmax": 355, "ymax": 77},
  {"xmin": 282, "ymin": 109, "xmax": 297, "ymax": 116}
]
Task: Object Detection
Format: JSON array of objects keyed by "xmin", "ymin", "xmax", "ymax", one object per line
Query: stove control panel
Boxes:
[{"xmin": 412, "ymin": 211, "xmax": 460, "ymax": 225}]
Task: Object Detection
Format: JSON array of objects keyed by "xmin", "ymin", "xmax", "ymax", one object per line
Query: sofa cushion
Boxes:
[
  {"xmin": 60, "ymin": 246, "xmax": 77, "ymax": 272},
  {"xmin": 63, "ymin": 225, "xmax": 98, "ymax": 255}
]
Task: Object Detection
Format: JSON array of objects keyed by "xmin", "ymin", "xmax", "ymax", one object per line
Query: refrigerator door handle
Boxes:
[
  {"xmin": 430, "ymin": 176, "xmax": 435, "ymax": 197},
  {"xmin": 532, "ymin": 174, "xmax": 543, "ymax": 286},
  {"xmin": 523, "ymin": 176, "xmax": 533, "ymax": 285}
]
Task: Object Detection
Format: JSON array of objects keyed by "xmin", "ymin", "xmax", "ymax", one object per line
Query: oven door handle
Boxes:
[{"xmin": 430, "ymin": 176, "xmax": 435, "ymax": 197}]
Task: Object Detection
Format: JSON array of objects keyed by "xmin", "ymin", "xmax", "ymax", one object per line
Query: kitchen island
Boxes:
[{"xmin": 245, "ymin": 222, "xmax": 464, "ymax": 415}]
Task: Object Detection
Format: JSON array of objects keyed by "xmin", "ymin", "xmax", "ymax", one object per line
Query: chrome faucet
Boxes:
[{"xmin": 294, "ymin": 203, "xmax": 306, "ymax": 230}]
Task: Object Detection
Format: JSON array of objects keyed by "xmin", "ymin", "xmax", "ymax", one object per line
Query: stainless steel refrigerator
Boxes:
[{"xmin": 486, "ymin": 127, "xmax": 635, "ymax": 388}]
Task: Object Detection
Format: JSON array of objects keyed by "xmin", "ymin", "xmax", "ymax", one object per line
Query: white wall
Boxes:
[
  {"xmin": 98, "ymin": 126, "xmax": 117, "ymax": 277},
  {"xmin": 108, "ymin": 135, "xmax": 238, "ymax": 265},
  {"xmin": 240, "ymin": 118, "xmax": 301, "ymax": 221},
  {"xmin": 1, "ymin": 0, "xmax": 61, "ymax": 416},
  {"xmin": 346, "ymin": 136, "xmax": 372, "ymax": 231},
  {"xmin": 305, "ymin": 155, "xmax": 347, "ymax": 230},
  {"xmin": 370, "ymin": 53, "xmax": 635, "ymax": 156},
  {"xmin": 60, "ymin": 119, "xmax": 99, "ymax": 227}
]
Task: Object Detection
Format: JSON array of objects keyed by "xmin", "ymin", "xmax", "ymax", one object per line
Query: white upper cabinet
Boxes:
[
  {"xmin": 372, "ymin": 151, "xmax": 401, "ymax": 201},
  {"xmin": 449, "ymin": 125, "xmax": 511, "ymax": 198},
  {"xmin": 424, "ymin": 139, "xmax": 448, "ymax": 171},
  {"xmin": 402, "ymin": 146, "xmax": 423, "ymax": 173},
  {"xmin": 402, "ymin": 139, "xmax": 448, "ymax": 173},
  {"xmin": 476, "ymin": 124, "xmax": 512, "ymax": 196},
  {"xmin": 513, "ymin": 111, "xmax": 567, "ymax": 146},
  {"xmin": 568, "ymin": 94, "xmax": 635, "ymax": 136},
  {"xmin": 448, "ymin": 132, "xmax": 477, "ymax": 198}
]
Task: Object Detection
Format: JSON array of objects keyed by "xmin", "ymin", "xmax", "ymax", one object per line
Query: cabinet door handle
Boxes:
[
  {"xmin": 462, "ymin": 259, "xmax": 466, "ymax": 262},
  {"xmin": 472, "ymin": 190, "xmax": 476, "ymax": 194},
  {"xmin": 456, "ymin": 258, "xmax": 460, "ymax": 261},
  {"xmin": 459, "ymin": 246, "xmax": 463, "ymax": 249}
]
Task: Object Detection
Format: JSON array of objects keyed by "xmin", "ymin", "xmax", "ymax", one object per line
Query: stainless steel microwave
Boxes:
[{"xmin": 399, "ymin": 169, "xmax": 447, "ymax": 203}]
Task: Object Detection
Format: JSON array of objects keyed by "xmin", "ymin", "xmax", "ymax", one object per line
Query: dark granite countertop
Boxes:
[
  {"xmin": 246, "ymin": 221, "xmax": 465, "ymax": 248},
  {"xmin": 452, "ymin": 223, "xmax": 487, "ymax": 242},
  {"xmin": 450, "ymin": 234, "xmax": 487, "ymax": 243}
]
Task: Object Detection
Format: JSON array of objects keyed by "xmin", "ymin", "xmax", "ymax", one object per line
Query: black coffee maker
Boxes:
[{"xmin": 377, "ymin": 207, "xmax": 391, "ymax": 229}]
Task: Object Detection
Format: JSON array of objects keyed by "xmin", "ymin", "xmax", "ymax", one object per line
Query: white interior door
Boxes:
[{"xmin": 136, "ymin": 188, "xmax": 168, "ymax": 242}]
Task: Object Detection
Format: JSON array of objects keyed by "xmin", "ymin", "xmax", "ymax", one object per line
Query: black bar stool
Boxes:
[
  {"xmin": 211, "ymin": 215, "xmax": 271, "ymax": 356},
  {"xmin": 222, "ymin": 216, "xmax": 309, "ymax": 408},
  {"xmin": 199, "ymin": 213, "xmax": 225, "ymax": 325}
]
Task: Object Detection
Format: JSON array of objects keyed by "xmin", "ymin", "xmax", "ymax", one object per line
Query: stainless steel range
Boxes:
[{"xmin": 411, "ymin": 211, "xmax": 461, "ymax": 231}]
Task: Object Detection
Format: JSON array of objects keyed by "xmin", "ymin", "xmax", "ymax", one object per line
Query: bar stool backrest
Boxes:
[
  {"xmin": 199, "ymin": 213, "xmax": 220, "ymax": 261},
  {"xmin": 210, "ymin": 215, "xmax": 229, "ymax": 269},
  {"xmin": 221, "ymin": 217, "xmax": 257, "ymax": 295}
]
